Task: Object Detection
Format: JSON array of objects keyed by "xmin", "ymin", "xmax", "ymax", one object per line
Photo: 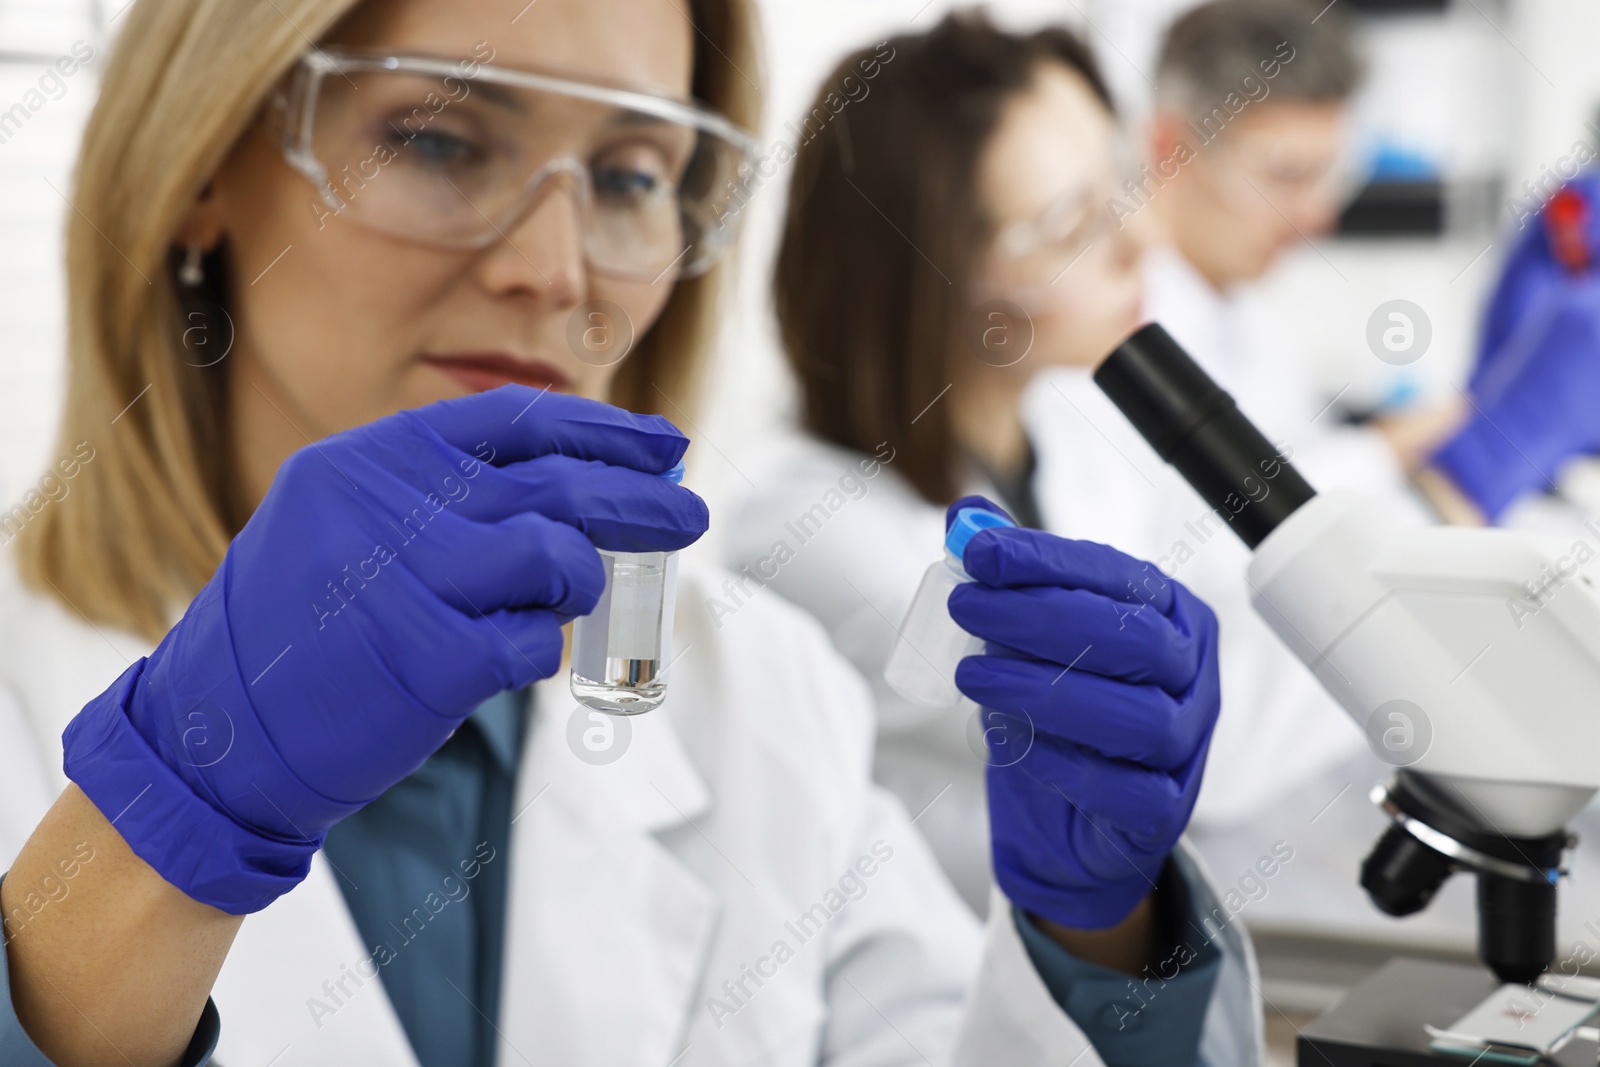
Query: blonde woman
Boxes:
[{"xmin": 0, "ymin": 0, "xmax": 1261, "ymax": 1065}]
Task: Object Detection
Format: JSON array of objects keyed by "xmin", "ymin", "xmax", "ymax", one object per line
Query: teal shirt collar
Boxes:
[{"xmin": 466, "ymin": 687, "xmax": 527, "ymax": 774}]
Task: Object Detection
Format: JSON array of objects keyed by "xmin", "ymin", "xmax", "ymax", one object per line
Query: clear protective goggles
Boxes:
[
  {"xmin": 983, "ymin": 168, "xmax": 1131, "ymax": 292},
  {"xmin": 272, "ymin": 48, "xmax": 761, "ymax": 282},
  {"xmin": 994, "ymin": 181, "xmax": 1121, "ymax": 276}
]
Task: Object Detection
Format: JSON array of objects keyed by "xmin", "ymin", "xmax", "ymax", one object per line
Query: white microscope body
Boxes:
[{"xmin": 1249, "ymin": 489, "xmax": 1600, "ymax": 838}]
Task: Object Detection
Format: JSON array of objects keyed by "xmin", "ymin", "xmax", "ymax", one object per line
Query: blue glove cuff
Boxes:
[
  {"xmin": 1431, "ymin": 414, "xmax": 1545, "ymax": 522},
  {"xmin": 64, "ymin": 659, "xmax": 317, "ymax": 914},
  {"xmin": 998, "ymin": 857, "xmax": 1164, "ymax": 930}
]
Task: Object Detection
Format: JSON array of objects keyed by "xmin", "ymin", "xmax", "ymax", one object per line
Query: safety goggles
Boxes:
[
  {"xmin": 985, "ymin": 171, "xmax": 1129, "ymax": 290},
  {"xmin": 272, "ymin": 48, "xmax": 760, "ymax": 282}
]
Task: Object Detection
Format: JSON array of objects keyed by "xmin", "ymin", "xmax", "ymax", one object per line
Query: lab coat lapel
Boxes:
[{"xmin": 497, "ymin": 673, "xmax": 720, "ymax": 1066}]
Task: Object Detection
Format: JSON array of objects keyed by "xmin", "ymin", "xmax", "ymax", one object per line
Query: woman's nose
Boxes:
[{"xmin": 473, "ymin": 174, "xmax": 587, "ymax": 307}]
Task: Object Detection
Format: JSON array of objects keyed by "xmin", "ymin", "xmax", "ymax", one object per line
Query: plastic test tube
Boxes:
[
  {"xmin": 569, "ymin": 461, "xmax": 684, "ymax": 715},
  {"xmin": 883, "ymin": 507, "xmax": 1016, "ymax": 707}
]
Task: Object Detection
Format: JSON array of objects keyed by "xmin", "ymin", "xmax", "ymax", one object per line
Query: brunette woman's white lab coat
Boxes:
[{"xmin": 0, "ymin": 548, "xmax": 1264, "ymax": 1066}]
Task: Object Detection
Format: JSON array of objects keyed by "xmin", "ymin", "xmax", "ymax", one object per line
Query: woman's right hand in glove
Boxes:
[{"xmin": 61, "ymin": 387, "xmax": 708, "ymax": 913}]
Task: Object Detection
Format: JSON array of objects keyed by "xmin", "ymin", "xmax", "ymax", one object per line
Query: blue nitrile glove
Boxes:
[
  {"xmin": 62, "ymin": 388, "xmax": 707, "ymax": 914},
  {"xmin": 1477, "ymin": 174, "xmax": 1600, "ymax": 384},
  {"xmin": 1432, "ymin": 277, "xmax": 1600, "ymax": 521},
  {"xmin": 944, "ymin": 496, "xmax": 1221, "ymax": 930}
]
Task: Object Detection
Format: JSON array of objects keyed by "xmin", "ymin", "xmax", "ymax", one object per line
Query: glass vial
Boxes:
[
  {"xmin": 883, "ymin": 507, "xmax": 1016, "ymax": 707},
  {"xmin": 570, "ymin": 461, "xmax": 684, "ymax": 715}
]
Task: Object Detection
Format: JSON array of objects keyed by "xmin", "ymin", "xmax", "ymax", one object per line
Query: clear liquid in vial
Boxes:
[
  {"xmin": 570, "ymin": 657, "xmax": 665, "ymax": 714},
  {"xmin": 570, "ymin": 550, "xmax": 676, "ymax": 715}
]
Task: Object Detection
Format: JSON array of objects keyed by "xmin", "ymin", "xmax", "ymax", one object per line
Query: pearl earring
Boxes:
[{"xmin": 179, "ymin": 244, "xmax": 204, "ymax": 287}]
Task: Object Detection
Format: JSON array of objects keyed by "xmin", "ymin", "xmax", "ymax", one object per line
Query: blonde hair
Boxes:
[{"xmin": 17, "ymin": 0, "xmax": 762, "ymax": 643}]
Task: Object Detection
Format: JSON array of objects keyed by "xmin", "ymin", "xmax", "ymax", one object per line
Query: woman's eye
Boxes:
[
  {"xmin": 1043, "ymin": 213, "xmax": 1092, "ymax": 252},
  {"xmin": 415, "ymin": 130, "xmax": 480, "ymax": 165},
  {"xmin": 593, "ymin": 165, "xmax": 672, "ymax": 203},
  {"xmin": 591, "ymin": 141, "xmax": 680, "ymax": 205},
  {"xmin": 385, "ymin": 125, "xmax": 483, "ymax": 168}
]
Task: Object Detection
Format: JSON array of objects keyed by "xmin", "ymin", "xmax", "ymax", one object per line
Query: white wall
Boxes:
[
  {"xmin": 1509, "ymin": 0, "xmax": 1600, "ymax": 187},
  {"xmin": 0, "ymin": 2, "xmax": 104, "ymax": 506}
]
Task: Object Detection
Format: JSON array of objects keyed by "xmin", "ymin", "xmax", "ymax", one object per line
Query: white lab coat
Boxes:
[{"xmin": 0, "ymin": 547, "xmax": 1264, "ymax": 1066}]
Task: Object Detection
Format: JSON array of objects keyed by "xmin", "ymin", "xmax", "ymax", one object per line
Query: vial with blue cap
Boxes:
[
  {"xmin": 883, "ymin": 507, "xmax": 1017, "ymax": 707},
  {"xmin": 570, "ymin": 460, "xmax": 685, "ymax": 715}
]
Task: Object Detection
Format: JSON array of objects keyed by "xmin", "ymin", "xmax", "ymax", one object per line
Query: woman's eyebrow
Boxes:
[
  {"xmin": 607, "ymin": 109, "xmax": 681, "ymax": 131},
  {"xmin": 470, "ymin": 82, "xmax": 527, "ymax": 114}
]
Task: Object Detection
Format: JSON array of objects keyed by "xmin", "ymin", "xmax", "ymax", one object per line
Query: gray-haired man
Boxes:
[{"xmin": 1137, "ymin": 0, "xmax": 1361, "ymax": 288}]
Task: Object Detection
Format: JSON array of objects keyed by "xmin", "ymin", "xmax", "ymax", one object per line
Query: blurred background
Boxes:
[
  {"xmin": 5, "ymin": 1, "xmax": 1600, "ymax": 1061},
  {"xmin": 12, "ymin": 0, "xmax": 1600, "ymax": 529},
  {"xmin": 12, "ymin": 0, "xmax": 1600, "ymax": 550},
  {"xmin": 4, "ymin": 0, "xmax": 1598, "ymax": 537}
]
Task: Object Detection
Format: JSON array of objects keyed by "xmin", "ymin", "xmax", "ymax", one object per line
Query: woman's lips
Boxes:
[{"xmin": 423, "ymin": 353, "xmax": 572, "ymax": 393}]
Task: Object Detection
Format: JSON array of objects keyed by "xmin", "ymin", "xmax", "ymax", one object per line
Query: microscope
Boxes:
[{"xmin": 1095, "ymin": 323, "xmax": 1600, "ymax": 1060}]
